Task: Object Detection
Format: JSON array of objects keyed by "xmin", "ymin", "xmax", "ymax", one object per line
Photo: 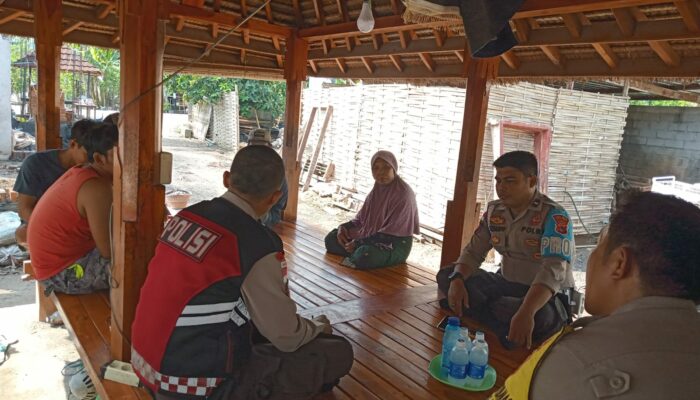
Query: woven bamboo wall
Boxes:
[{"xmin": 300, "ymin": 83, "xmax": 629, "ymax": 235}]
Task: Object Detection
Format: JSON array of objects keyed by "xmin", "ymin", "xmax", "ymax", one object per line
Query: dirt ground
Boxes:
[{"xmin": 0, "ymin": 113, "xmax": 589, "ymax": 399}]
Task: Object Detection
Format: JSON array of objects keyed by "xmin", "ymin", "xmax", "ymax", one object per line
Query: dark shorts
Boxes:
[
  {"xmin": 41, "ymin": 248, "xmax": 111, "ymax": 295},
  {"xmin": 437, "ymin": 266, "xmax": 569, "ymax": 346}
]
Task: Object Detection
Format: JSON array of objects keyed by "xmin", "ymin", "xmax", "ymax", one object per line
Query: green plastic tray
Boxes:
[{"xmin": 428, "ymin": 355, "xmax": 497, "ymax": 392}]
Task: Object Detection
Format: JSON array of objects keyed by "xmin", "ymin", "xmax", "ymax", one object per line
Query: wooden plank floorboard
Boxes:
[
  {"xmin": 275, "ymin": 221, "xmax": 530, "ymax": 399},
  {"xmin": 300, "ymin": 284, "xmax": 438, "ymax": 324}
]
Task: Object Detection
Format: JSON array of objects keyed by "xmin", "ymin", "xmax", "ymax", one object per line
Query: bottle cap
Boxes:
[{"xmin": 447, "ymin": 316, "xmax": 460, "ymax": 326}]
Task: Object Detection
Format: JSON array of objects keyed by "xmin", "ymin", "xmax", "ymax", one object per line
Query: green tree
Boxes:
[
  {"xmin": 82, "ymin": 46, "xmax": 120, "ymax": 108},
  {"xmin": 630, "ymin": 99, "xmax": 698, "ymax": 107},
  {"xmin": 165, "ymin": 74, "xmax": 286, "ymax": 121}
]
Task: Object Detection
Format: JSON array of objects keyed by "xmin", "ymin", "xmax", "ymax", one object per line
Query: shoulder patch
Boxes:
[
  {"xmin": 541, "ymin": 209, "xmax": 574, "ymax": 262},
  {"xmin": 160, "ymin": 215, "xmax": 221, "ymax": 262}
]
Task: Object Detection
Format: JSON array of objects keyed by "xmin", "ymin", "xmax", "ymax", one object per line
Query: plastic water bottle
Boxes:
[
  {"xmin": 458, "ymin": 327, "xmax": 472, "ymax": 353},
  {"xmin": 448, "ymin": 338, "xmax": 470, "ymax": 386},
  {"xmin": 465, "ymin": 332, "xmax": 489, "ymax": 387},
  {"xmin": 472, "ymin": 330, "xmax": 485, "ymax": 347},
  {"xmin": 441, "ymin": 317, "xmax": 460, "ymax": 374}
]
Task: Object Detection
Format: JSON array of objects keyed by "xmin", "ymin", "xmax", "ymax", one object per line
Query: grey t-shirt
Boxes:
[{"xmin": 13, "ymin": 150, "xmax": 66, "ymax": 199}]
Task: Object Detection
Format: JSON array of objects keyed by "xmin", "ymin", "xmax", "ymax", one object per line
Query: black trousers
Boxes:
[
  {"xmin": 437, "ymin": 266, "xmax": 568, "ymax": 346},
  {"xmin": 155, "ymin": 334, "xmax": 353, "ymax": 400}
]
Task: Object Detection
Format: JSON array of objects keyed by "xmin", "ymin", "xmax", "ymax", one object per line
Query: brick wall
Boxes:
[{"xmin": 620, "ymin": 106, "xmax": 700, "ymax": 183}]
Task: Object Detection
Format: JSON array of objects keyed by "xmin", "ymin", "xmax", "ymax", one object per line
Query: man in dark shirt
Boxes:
[{"xmin": 13, "ymin": 119, "xmax": 97, "ymax": 246}]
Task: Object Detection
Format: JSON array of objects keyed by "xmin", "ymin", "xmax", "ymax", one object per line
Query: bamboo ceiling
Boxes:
[{"xmin": 1, "ymin": 0, "xmax": 700, "ymax": 82}]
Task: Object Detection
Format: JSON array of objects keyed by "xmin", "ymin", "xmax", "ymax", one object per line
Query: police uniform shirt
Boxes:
[
  {"xmin": 454, "ymin": 191, "xmax": 575, "ymax": 292},
  {"xmin": 531, "ymin": 296, "xmax": 700, "ymax": 399},
  {"xmin": 222, "ymin": 191, "xmax": 327, "ymax": 352}
]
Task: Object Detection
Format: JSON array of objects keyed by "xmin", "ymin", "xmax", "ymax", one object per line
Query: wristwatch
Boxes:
[{"xmin": 448, "ymin": 270, "xmax": 465, "ymax": 282}]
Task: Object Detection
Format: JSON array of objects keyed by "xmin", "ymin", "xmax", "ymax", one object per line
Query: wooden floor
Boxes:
[{"xmin": 274, "ymin": 220, "xmax": 531, "ymax": 400}]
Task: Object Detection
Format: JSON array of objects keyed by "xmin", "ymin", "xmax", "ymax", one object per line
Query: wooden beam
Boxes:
[
  {"xmin": 214, "ymin": 0, "xmax": 222, "ymax": 11},
  {"xmin": 516, "ymin": 0, "xmax": 667, "ymax": 18},
  {"xmin": 112, "ymin": 0, "xmax": 166, "ymax": 362},
  {"xmin": 441, "ymin": 55, "xmax": 495, "ymax": 266},
  {"xmin": 418, "ymin": 52, "xmax": 435, "ymax": 72},
  {"xmin": 282, "ymin": 35, "xmax": 308, "ymax": 222},
  {"xmin": 361, "ymin": 56, "xmax": 374, "ymax": 73},
  {"xmin": 501, "ymin": 50, "xmax": 520, "ymax": 69},
  {"xmin": 264, "ymin": 1, "xmax": 273, "ymax": 23},
  {"xmin": 648, "ymin": 40, "xmax": 681, "ymax": 66},
  {"xmin": 311, "ymin": 53, "xmax": 700, "ymax": 79},
  {"xmin": 272, "ymin": 36, "xmax": 283, "ymax": 67},
  {"xmin": 398, "ymin": 30, "xmax": 410, "ymax": 49},
  {"xmin": 309, "ymin": 35, "xmax": 464, "ymax": 60},
  {"xmin": 629, "ymin": 80, "xmax": 700, "ymax": 103},
  {"xmin": 97, "ymin": 4, "xmax": 114, "ymax": 19},
  {"xmin": 592, "ymin": 42, "xmax": 619, "ymax": 68},
  {"xmin": 175, "ymin": 17, "xmax": 185, "ymax": 31},
  {"xmin": 292, "ymin": 0, "xmax": 303, "ymax": 27},
  {"xmin": 300, "ymin": 1, "xmax": 670, "ymax": 40},
  {"xmin": 62, "ymin": 21, "xmax": 83, "ymax": 36},
  {"xmin": 675, "ymin": 0, "xmax": 700, "ymax": 31},
  {"xmin": 166, "ymin": 2, "xmax": 292, "ymax": 38},
  {"xmin": 371, "ymin": 34, "xmax": 383, "ymax": 50},
  {"xmin": 33, "ymin": 0, "xmax": 62, "ymax": 151},
  {"xmin": 211, "ymin": 23, "xmax": 218, "ymax": 38},
  {"xmin": 512, "ymin": 19, "xmax": 530, "ymax": 42},
  {"xmin": 308, "ymin": 59, "xmax": 318, "ymax": 73},
  {"xmin": 240, "ymin": 0, "xmax": 248, "ymax": 16},
  {"xmin": 433, "ymin": 29, "xmax": 445, "ymax": 47},
  {"xmin": 454, "ymin": 50, "xmax": 464, "ymax": 62},
  {"xmin": 165, "ymin": 24, "xmax": 282, "ymax": 56},
  {"xmin": 541, "ymin": 45, "xmax": 564, "ymax": 67},
  {"xmin": 562, "ymin": 13, "xmax": 582, "ymax": 38},
  {"xmin": 612, "ymin": 8, "xmax": 636, "ymax": 35},
  {"xmin": 335, "ymin": 57, "xmax": 347, "ymax": 73},
  {"xmin": 0, "ymin": 10, "xmax": 25, "ymax": 26},
  {"xmin": 389, "ymin": 54, "xmax": 404, "ymax": 71},
  {"xmin": 312, "ymin": 0, "xmax": 325, "ymax": 25}
]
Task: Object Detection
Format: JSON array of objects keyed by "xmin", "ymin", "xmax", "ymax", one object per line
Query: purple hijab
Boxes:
[{"xmin": 350, "ymin": 151, "xmax": 420, "ymax": 239}]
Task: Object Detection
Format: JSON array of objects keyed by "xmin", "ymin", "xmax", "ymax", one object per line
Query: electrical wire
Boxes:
[
  {"xmin": 563, "ymin": 190, "xmax": 593, "ymax": 236},
  {"xmin": 117, "ymin": 0, "xmax": 272, "ymax": 120}
]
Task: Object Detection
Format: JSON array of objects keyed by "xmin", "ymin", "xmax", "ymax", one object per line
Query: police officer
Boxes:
[
  {"xmin": 131, "ymin": 146, "xmax": 353, "ymax": 399},
  {"xmin": 437, "ymin": 151, "xmax": 574, "ymax": 349},
  {"xmin": 491, "ymin": 191, "xmax": 700, "ymax": 400}
]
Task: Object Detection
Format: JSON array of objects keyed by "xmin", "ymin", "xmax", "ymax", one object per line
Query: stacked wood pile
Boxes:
[{"xmin": 301, "ymin": 83, "xmax": 629, "ymax": 235}]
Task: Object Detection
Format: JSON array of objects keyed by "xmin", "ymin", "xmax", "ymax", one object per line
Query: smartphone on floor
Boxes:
[{"xmin": 436, "ymin": 315, "xmax": 450, "ymax": 332}]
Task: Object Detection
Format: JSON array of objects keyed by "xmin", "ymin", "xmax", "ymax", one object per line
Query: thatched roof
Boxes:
[{"xmin": 0, "ymin": 1, "xmax": 699, "ymax": 85}]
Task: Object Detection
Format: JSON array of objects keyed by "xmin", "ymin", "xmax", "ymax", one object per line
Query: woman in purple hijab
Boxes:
[{"xmin": 325, "ymin": 150, "xmax": 420, "ymax": 269}]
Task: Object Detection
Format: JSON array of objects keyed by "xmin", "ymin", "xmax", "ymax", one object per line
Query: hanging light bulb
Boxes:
[{"xmin": 357, "ymin": 0, "xmax": 375, "ymax": 33}]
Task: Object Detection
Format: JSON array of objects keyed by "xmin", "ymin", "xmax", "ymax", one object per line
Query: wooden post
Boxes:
[
  {"xmin": 440, "ymin": 56, "xmax": 498, "ymax": 267},
  {"xmin": 282, "ymin": 33, "xmax": 308, "ymax": 222},
  {"xmin": 111, "ymin": 0, "xmax": 166, "ymax": 361},
  {"xmin": 33, "ymin": 0, "xmax": 62, "ymax": 151}
]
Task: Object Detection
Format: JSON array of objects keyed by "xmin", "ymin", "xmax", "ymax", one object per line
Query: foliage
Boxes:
[
  {"xmin": 9, "ymin": 37, "xmax": 121, "ymax": 110},
  {"xmin": 165, "ymin": 74, "xmax": 286, "ymax": 120},
  {"xmin": 9, "ymin": 36, "xmax": 34, "ymax": 101},
  {"xmin": 82, "ymin": 46, "xmax": 120, "ymax": 108},
  {"xmin": 630, "ymin": 99, "xmax": 698, "ymax": 107}
]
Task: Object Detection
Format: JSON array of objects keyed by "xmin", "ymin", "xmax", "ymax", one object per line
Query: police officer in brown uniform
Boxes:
[
  {"xmin": 437, "ymin": 151, "xmax": 574, "ymax": 348},
  {"xmin": 491, "ymin": 191, "xmax": 700, "ymax": 400}
]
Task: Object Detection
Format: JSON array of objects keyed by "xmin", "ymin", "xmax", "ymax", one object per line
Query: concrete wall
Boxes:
[
  {"xmin": 0, "ymin": 37, "xmax": 11, "ymax": 160},
  {"xmin": 620, "ymin": 106, "xmax": 700, "ymax": 183}
]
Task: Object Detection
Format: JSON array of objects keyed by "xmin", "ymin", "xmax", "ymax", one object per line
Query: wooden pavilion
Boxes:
[{"xmin": 6, "ymin": 0, "xmax": 700, "ymax": 398}]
